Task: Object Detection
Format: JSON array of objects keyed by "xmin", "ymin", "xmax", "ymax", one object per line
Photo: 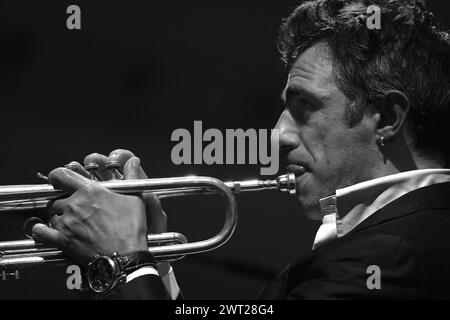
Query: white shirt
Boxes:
[
  {"xmin": 126, "ymin": 264, "xmax": 180, "ymax": 300},
  {"xmin": 313, "ymin": 169, "xmax": 450, "ymax": 250}
]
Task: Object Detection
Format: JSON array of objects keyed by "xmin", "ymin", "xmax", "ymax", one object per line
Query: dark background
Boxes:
[{"xmin": 0, "ymin": 0, "xmax": 448, "ymax": 299}]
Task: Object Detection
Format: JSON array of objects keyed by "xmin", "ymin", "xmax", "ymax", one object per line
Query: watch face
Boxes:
[{"xmin": 87, "ymin": 256, "xmax": 117, "ymax": 293}]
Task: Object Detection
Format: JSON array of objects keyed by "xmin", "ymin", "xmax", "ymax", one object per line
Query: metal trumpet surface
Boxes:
[{"xmin": 0, "ymin": 173, "xmax": 296, "ymax": 271}]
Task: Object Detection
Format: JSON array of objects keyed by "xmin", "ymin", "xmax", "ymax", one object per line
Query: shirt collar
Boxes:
[{"xmin": 313, "ymin": 169, "xmax": 450, "ymax": 250}]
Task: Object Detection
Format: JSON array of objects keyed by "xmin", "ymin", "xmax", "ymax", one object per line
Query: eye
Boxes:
[{"xmin": 289, "ymin": 98, "xmax": 313, "ymax": 124}]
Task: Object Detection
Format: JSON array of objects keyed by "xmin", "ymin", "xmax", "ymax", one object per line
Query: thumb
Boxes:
[{"xmin": 48, "ymin": 167, "xmax": 95, "ymax": 194}]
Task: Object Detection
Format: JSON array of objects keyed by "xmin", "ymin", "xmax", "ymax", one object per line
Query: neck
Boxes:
[{"xmin": 376, "ymin": 134, "xmax": 444, "ymax": 179}]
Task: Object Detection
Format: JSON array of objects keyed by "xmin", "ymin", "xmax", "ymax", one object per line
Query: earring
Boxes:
[{"xmin": 379, "ymin": 136, "xmax": 385, "ymax": 148}]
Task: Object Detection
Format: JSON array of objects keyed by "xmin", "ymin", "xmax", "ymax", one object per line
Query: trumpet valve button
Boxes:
[
  {"xmin": 85, "ymin": 163, "xmax": 100, "ymax": 180},
  {"xmin": 85, "ymin": 163, "xmax": 100, "ymax": 171},
  {"xmin": 106, "ymin": 160, "xmax": 121, "ymax": 170}
]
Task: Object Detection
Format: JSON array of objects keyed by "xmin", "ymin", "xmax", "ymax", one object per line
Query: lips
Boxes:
[{"xmin": 286, "ymin": 164, "xmax": 307, "ymax": 176}]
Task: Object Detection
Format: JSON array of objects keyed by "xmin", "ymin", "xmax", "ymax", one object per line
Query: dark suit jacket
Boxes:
[
  {"xmin": 105, "ymin": 181, "xmax": 450, "ymax": 299},
  {"xmin": 259, "ymin": 181, "xmax": 450, "ymax": 299}
]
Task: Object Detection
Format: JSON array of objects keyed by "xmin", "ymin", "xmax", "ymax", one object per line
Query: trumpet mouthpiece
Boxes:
[{"xmin": 276, "ymin": 173, "xmax": 297, "ymax": 195}]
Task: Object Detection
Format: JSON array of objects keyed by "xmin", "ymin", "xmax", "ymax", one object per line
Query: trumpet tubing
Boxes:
[{"xmin": 0, "ymin": 174, "xmax": 296, "ymax": 273}]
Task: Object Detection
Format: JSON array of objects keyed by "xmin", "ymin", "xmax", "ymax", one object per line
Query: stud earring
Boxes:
[{"xmin": 379, "ymin": 136, "xmax": 385, "ymax": 148}]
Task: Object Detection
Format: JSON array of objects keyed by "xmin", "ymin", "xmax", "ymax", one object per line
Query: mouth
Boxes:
[{"xmin": 286, "ymin": 164, "xmax": 307, "ymax": 177}]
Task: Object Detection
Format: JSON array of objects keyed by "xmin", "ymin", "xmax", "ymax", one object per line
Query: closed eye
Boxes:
[{"xmin": 288, "ymin": 98, "xmax": 315, "ymax": 124}]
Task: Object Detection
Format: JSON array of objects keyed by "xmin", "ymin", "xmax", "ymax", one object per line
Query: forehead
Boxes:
[{"xmin": 282, "ymin": 42, "xmax": 336, "ymax": 102}]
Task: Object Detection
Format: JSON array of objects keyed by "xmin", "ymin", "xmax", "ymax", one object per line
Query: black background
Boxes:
[{"xmin": 0, "ymin": 0, "xmax": 448, "ymax": 299}]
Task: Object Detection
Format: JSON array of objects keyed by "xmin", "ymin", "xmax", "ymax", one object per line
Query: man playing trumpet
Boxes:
[{"xmin": 33, "ymin": 0, "xmax": 450, "ymax": 299}]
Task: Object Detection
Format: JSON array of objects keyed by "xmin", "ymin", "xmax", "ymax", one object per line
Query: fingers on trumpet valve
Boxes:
[
  {"xmin": 83, "ymin": 153, "xmax": 113, "ymax": 181},
  {"xmin": 107, "ymin": 149, "xmax": 137, "ymax": 179},
  {"xmin": 105, "ymin": 160, "xmax": 123, "ymax": 180},
  {"xmin": 82, "ymin": 150, "xmax": 137, "ymax": 181},
  {"xmin": 61, "ymin": 150, "xmax": 138, "ymax": 182},
  {"xmin": 84, "ymin": 163, "xmax": 100, "ymax": 180}
]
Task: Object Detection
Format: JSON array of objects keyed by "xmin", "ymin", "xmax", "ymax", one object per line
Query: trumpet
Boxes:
[{"xmin": 0, "ymin": 174, "xmax": 296, "ymax": 275}]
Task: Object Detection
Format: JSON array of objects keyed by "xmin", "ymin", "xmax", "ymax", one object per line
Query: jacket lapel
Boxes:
[{"xmin": 350, "ymin": 181, "xmax": 450, "ymax": 235}]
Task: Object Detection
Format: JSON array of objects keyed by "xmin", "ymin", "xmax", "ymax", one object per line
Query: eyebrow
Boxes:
[
  {"xmin": 281, "ymin": 85, "xmax": 321, "ymax": 107},
  {"xmin": 280, "ymin": 86, "xmax": 307, "ymax": 106}
]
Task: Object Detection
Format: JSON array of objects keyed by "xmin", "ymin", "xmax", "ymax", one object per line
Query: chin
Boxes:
[
  {"xmin": 294, "ymin": 173, "xmax": 336, "ymax": 221},
  {"xmin": 296, "ymin": 193, "xmax": 322, "ymax": 221}
]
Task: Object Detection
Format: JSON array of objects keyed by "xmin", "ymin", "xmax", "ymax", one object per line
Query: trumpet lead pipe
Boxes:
[{"xmin": 0, "ymin": 174, "xmax": 296, "ymax": 212}]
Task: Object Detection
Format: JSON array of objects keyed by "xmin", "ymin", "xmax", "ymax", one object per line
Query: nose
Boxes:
[{"xmin": 274, "ymin": 109, "xmax": 301, "ymax": 153}]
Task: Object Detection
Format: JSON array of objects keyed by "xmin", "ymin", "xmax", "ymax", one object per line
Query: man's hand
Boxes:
[{"xmin": 31, "ymin": 150, "xmax": 165, "ymax": 266}]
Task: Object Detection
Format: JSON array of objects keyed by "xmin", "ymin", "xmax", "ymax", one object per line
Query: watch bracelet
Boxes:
[{"xmin": 115, "ymin": 250, "xmax": 157, "ymax": 275}]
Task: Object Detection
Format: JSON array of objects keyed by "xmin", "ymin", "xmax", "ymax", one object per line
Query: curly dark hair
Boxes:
[{"xmin": 278, "ymin": 0, "xmax": 450, "ymax": 164}]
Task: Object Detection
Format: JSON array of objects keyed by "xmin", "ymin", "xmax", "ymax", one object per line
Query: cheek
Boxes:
[
  {"xmin": 303, "ymin": 124, "xmax": 343, "ymax": 167},
  {"xmin": 324, "ymin": 127, "xmax": 377, "ymax": 180},
  {"xmin": 301, "ymin": 111, "xmax": 376, "ymax": 168},
  {"xmin": 310, "ymin": 123, "xmax": 374, "ymax": 171},
  {"xmin": 298, "ymin": 118, "xmax": 327, "ymax": 158},
  {"xmin": 301, "ymin": 110, "xmax": 346, "ymax": 162}
]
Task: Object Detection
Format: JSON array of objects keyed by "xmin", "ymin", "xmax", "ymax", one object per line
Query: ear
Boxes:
[{"xmin": 375, "ymin": 90, "xmax": 410, "ymax": 141}]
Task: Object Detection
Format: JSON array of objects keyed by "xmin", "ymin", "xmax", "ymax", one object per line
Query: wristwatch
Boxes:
[{"xmin": 86, "ymin": 250, "xmax": 157, "ymax": 294}]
